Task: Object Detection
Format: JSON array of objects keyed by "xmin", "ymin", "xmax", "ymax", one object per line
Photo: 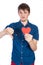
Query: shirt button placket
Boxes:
[{"xmin": 21, "ymin": 40, "xmax": 24, "ymax": 63}]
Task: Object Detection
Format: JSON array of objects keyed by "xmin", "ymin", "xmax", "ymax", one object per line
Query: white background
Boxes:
[{"xmin": 0, "ymin": 0, "xmax": 43, "ymax": 65}]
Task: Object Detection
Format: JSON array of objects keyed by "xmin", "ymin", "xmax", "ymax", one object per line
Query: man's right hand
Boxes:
[
  {"xmin": 0, "ymin": 27, "xmax": 14, "ymax": 38},
  {"xmin": 6, "ymin": 27, "xmax": 14, "ymax": 35}
]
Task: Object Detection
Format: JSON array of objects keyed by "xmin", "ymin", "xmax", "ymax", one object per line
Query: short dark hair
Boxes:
[{"xmin": 18, "ymin": 3, "xmax": 30, "ymax": 13}]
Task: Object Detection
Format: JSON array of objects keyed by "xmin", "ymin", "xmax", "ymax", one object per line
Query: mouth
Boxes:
[{"xmin": 22, "ymin": 17, "xmax": 25, "ymax": 19}]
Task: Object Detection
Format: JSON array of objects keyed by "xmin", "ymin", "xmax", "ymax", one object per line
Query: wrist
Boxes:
[
  {"xmin": 29, "ymin": 38, "xmax": 33, "ymax": 43},
  {"xmin": 28, "ymin": 37, "xmax": 33, "ymax": 43}
]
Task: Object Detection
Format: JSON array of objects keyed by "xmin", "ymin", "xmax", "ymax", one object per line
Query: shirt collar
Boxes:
[{"xmin": 19, "ymin": 20, "xmax": 29, "ymax": 27}]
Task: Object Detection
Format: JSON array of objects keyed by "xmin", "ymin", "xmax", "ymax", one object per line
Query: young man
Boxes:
[{"xmin": 0, "ymin": 3, "xmax": 39, "ymax": 65}]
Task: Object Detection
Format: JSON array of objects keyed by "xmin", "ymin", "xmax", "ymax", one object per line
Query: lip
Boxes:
[{"xmin": 22, "ymin": 17, "xmax": 25, "ymax": 18}]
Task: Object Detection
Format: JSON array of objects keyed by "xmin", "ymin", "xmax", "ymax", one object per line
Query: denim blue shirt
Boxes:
[{"xmin": 5, "ymin": 20, "xmax": 39, "ymax": 65}]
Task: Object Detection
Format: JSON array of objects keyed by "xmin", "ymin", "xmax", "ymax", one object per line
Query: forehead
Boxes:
[{"xmin": 18, "ymin": 9, "xmax": 28, "ymax": 12}]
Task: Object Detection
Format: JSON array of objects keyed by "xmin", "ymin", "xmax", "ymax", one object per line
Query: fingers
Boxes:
[
  {"xmin": 24, "ymin": 34, "xmax": 33, "ymax": 38},
  {"xmin": 9, "ymin": 34, "xmax": 13, "ymax": 39},
  {"xmin": 24, "ymin": 34, "xmax": 33, "ymax": 42},
  {"xmin": 6, "ymin": 27, "xmax": 14, "ymax": 35}
]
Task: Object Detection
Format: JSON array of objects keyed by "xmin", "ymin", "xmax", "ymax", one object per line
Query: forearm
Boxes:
[
  {"xmin": 0, "ymin": 29, "xmax": 7, "ymax": 38},
  {"xmin": 28, "ymin": 39, "xmax": 37, "ymax": 51},
  {"xmin": 24, "ymin": 34, "xmax": 38, "ymax": 51}
]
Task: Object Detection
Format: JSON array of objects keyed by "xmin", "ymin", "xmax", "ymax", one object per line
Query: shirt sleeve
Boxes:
[
  {"xmin": 4, "ymin": 23, "xmax": 16, "ymax": 35},
  {"xmin": 33, "ymin": 26, "xmax": 39, "ymax": 40},
  {"xmin": 5, "ymin": 23, "xmax": 15, "ymax": 30}
]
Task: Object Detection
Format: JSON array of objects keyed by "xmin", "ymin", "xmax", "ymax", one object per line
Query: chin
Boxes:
[{"xmin": 21, "ymin": 19, "xmax": 27, "ymax": 22}]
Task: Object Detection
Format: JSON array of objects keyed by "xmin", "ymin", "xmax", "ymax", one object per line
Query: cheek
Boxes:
[
  {"xmin": 25, "ymin": 14, "xmax": 28, "ymax": 18},
  {"xmin": 24, "ymin": 13, "xmax": 29, "ymax": 18},
  {"xmin": 18, "ymin": 13, "xmax": 22, "ymax": 17},
  {"xmin": 19, "ymin": 14, "xmax": 23, "ymax": 18}
]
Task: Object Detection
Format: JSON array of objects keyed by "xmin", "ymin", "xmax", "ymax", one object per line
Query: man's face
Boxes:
[{"xmin": 18, "ymin": 9, "xmax": 30, "ymax": 22}]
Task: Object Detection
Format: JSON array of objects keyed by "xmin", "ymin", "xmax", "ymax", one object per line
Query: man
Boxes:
[{"xmin": 0, "ymin": 3, "xmax": 39, "ymax": 65}]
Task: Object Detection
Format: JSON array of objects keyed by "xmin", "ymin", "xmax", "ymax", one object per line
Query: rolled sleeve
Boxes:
[{"xmin": 33, "ymin": 26, "xmax": 39, "ymax": 40}]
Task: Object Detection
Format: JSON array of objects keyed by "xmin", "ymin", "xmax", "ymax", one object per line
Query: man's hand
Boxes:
[
  {"xmin": 6, "ymin": 27, "xmax": 14, "ymax": 35},
  {"xmin": 24, "ymin": 34, "xmax": 33, "ymax": 43},
  {"xmin": 24, "ymin": 34, "xmax": 37, "ymax": 51},
  {"xmin": 0, "ymin": 27, "xmax": 14, "ymax": 38}
]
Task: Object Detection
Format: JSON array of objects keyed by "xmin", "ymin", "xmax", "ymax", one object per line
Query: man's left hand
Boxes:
[{"xmin": 24, "ymin": 34, "xmax": 33, "ymax": 43}]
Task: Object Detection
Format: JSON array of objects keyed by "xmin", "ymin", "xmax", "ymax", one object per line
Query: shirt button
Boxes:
[
  {"xmin": 21, "ymin": 57, "xmax": 23, "ymax": 59},
  {"xmin": 22, "ymin": 39, "xmax": 24, "ymax": 41},
  {"xmin": 22, "ymin": 45, "xmax": 23, "ymax": 47},
  {"xmin": 16, "ymin": 34, "xmax": 17, "ymax": 36},
  {"xmin": 21, "ymin": 51, "xmax": 23, "ymax": 54}
]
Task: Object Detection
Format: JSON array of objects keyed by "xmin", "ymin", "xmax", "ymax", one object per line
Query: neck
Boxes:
[
  {"xmin": 21, "ymin": 20, "xmax": 28, "ymax": 26},
  {"xmin": 21, "ymin": 19, "xmax": 28, "ymax": 22}
]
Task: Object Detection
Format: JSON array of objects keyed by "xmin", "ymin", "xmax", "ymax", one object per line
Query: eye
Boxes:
[
  {"xmin": 20, "ymin": 11, "xmax": 22, "ymax": 14},
  {"xmin": 24, "ymin": 11, "xmax": 27, "ymax": 14}
]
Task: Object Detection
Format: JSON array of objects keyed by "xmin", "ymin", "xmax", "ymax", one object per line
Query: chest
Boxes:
[{"xmin": 13, "ymin": 25, "xmax": 34, "ymax": 39}]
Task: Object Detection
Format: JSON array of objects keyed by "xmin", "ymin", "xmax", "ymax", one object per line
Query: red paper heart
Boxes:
[{"xmin": 21, "ymin": 27, "xmax": 31, "ymax": 34}]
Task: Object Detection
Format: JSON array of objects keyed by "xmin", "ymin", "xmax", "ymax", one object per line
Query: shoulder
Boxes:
[
  {"xmin": 8, "ymin": 21, "xmax": 20, "ymax": 28},
  {"xmin": 10, "ymin": 21, "xmax": 20, "ymax": 26},
  {"xmin": 29, "ymin": 22, "xmax": 38, "ymax": 30}
]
